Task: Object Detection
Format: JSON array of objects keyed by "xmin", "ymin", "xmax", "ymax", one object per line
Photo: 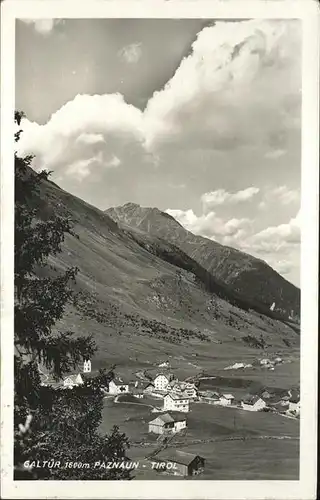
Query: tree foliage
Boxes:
[{"xmin": 14, "ymin": 111, "xmax": 132, "ymax": 480}]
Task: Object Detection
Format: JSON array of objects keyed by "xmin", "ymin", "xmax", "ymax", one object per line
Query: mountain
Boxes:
[
  {"xmin": 106, "ymin": 203, "xmax": 300, "ymax": 320},
  {"xmin": 27, "ymin": 173, "xmax": 300, "ymax": 392}
]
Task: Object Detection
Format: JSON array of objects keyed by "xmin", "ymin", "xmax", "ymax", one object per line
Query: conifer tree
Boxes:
[{"xmin": 14, "ymin": 111, "xmax": 132, "ymax": 480}]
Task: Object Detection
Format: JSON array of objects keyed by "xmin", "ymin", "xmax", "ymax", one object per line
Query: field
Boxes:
[{"xmin": 99, "ymin": 397, "xmax": 299, "ymax": 480}]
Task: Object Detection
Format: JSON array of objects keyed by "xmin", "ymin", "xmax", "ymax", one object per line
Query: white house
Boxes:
[
  {"xmin": 289, "ymin": 400, "xmax": 300, "ymax": 414},
  {"xmin": 83, "ymin": 359, "xmax": 91, "ymax": 373},
  {"xmin": 261, "ymin": 390, "xmax": 272, "ymax": 399},
  {"xmin": 279, "ymin": 399, "xmax": 289, "ymax": 408},
  {"xmin": 63, "ymin": 373, "xmax": 84, "ymax": 388},
  {"xmin": 217, "ymin": 394, "xmax": 234, "ymax": 406},
  {"xmin": 288, "ymin": 391, "xmax": 300, "ymax": 414},
  {"xmin": 170, "ymin": 382, "xmax": 198, "ymax": 400},
  {"xmin": 163, "ymin": 393, "xmax": 190, "ymax": 412},
  {"xmin": 148, "ymin": 413, "xmax": 187, "ymax": 435},
  {"xmin": 154, "ymin": 372, "xmax": 175, "ymax": 391},
  {"xmin": 172, "ymin": 415, "xmax": 187, "ymax": 432},
  {"xmin": 185, "ymin": 384, "xmax": 198, "ymax": 400},
  {"xmin": 260, "ymin": 359, "xmax": 271, "ymax": 366},
  {"xmin": 241, "ymin": 395, "xmax": 266, "ymax": 412},
  {"xmin": 108, "ymin": 379, "xmax": 130, "ymax": 395},
  {"xmin": 158, "ymin": 361, "xmax": 169, "ymax": 368}
]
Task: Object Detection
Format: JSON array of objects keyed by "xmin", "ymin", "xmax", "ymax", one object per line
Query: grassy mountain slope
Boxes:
[
  {"xmin": 29, "ymin": 174, "xmax": 299, "ymax": 392},
  {"xmin": 106, "ymin": 203, "xmax": 300, "ymax": 319}
]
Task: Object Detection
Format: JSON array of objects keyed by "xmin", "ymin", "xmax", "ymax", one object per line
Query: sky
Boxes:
[{"xmin": 16, "ymin": 18, "xmax": 301, "ymax": 287}]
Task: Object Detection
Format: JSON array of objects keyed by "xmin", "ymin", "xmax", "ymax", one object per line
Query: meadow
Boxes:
[{"xmin": 99, "ymin": 396, "xmax": 299, "ymax": 480}]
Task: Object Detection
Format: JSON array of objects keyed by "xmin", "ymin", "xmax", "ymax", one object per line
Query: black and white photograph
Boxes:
[{"xmin": 1, "ymin": 1, "xmax": 319, "ymax": 499}]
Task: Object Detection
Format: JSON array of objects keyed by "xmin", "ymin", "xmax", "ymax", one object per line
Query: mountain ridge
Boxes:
[
  {"xmin": 21, "ymin": 169, "xmax": 299, "ymax": 386},
  {"xmin": 106, "ymin": 203, "xmax": 300, "ymax": 320}
]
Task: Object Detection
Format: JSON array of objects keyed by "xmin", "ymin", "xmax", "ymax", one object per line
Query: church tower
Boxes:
[{"xmin": 83, "ymin": 359, "xmax": 91, "ymax": 373}]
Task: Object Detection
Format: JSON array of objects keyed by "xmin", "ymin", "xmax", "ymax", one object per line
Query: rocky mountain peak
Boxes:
[{"xmin": 106, "ymin": 202, "xmax": 300, "ymax": 319}]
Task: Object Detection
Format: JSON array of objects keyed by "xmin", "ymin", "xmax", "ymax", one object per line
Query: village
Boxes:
[{"xmin": 40, "ymin": 357, "xmax": 300, "ymax": 478}]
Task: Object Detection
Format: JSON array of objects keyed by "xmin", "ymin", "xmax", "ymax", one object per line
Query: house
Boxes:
[
  {"xmin": 148, "ymin": 413, "xmax": 187, "ymax": 435},
  {"xmin": 224, "ymin": 362, "xmax": 245, "ymax": 370},
  {"xmin": 288, "ymin": 390, "xmax": 300, "ymax": 413},
  {"xmin": 261, "ymin": 390, "xmax": 272, "ymax": 399},
  {"xmin": 108, "ymin": 379, "xmax": 130, "ymax": 395},
  {"xmin": 199, "ymin": 391, "xmax": 220, "ymax": 404},
  {"xmin": 154, "ymin": 372, "xmax": 175, "ymax": 391},
  {"xmin": 142, "ymin": 382, "xmax": 155, "ymax": 393},
  {"xmin": 132, "ymin": 381, "xmax": 155, "ymax": 396},
  {"xmin": 83, "ymin": 359, "xmax": 91, "ymax": 373},
  {"xmin": 289, "ymin": 399, "xmax": 300, "ymax": 414},
  {"xmin": 131, "ymin": 381, "xmax": 152, "ymax": 398},
  {"xmin": 199, "ymin": 390, "xmax": 220, "ymax": 398},
  {"xmin": 63, "ymin": 373, "xmax": 84, "ymax": 388},
  {"xmin": 260, "ymin": 359, "xmax": 271, "ymax": 366},
  {"xmin": 279, "ymin": 399, "xmax": 289, "ymax": 407},
  {"xmin": 281, "ymin": 394, "xmax": 291, "ymax": 402},
  {"xmin": 266, "ymin": 392, "xmax": 289, "ymax": 411},
  {"xmin": 158, "ymin": 361, "xmax": 169, "ymax": 368},
  {"xmin": 217, "ymin": 394, "xmax": 234, "ymax": 406},
  {"xmin": 171, "ymin": 414, "xmax": 187, "ymax": 432},
  {"xmin": 170, "ymin": 382, "xmax": 198, "ymax": 400},
  {"xmin": 131, "ymin": 387, "xmax": 144, "ymax": 399},
  {"xmin": 275, "ymin": 399, "xmax": 289, "ymax": 410},
  {"xmin": 163, "ymin": 393, "xmax": 190, "ymax": 412},
  {"xmin": 184, "ymin": 385, "xmax": 198, "ymax": 400},
  {"xmin": 241, "ymin": 395, "xmax": 266, "ymax": 412},
  {"xmin": 150, "ymin": 449, "xmax": 205, "ymax": 476}
]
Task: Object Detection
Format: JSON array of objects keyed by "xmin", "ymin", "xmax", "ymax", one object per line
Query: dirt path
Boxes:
[
  {"xmin": 114, "ymin": 399, "xmax": 155, "ymax": 409},
  {"xmin": 132, "ymin": 434, "xmax": 299, "ymax": 449}
]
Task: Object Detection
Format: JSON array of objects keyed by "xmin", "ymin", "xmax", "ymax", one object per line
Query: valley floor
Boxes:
[
  {"xmin": 59, "ymin": 300, "xmax": 300, "ymax": 480},
  {"xmin": 99, "ymin": 397, "xmax": 299, "ymax": 480},
  {"xmin": 91, "ymin": 321, "xmax": 300, "ymax": 480}
]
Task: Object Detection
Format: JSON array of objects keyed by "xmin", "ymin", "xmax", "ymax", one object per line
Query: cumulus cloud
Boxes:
[
  {"xmin": 143, "ymin": 19, "xmax": 301, "ymax": 151},
  {"xmin": 240, "ymin": 210, "xmax": 300, "ymax": 255},
  {"xmin": 265, "ymin": 149, "xmax": 286, "ymax": 160},
  {"xmin": 20, "ymin": 19, "xmax": 63, "ymax": 35},
  {"xmin": 118, "ymin": 43, "xmax": 142, "ymax": 64},
  {"xmin": 201, "ymin": 187, "xmax": 259, "ymax": 211},
  {"xmin": 76, "ymin": 133, "xmax": 105, "ymax": 145},
  {"xmin": 17, "ymin": 19, "xmax": 300, "ymax": 190},
  {"xmin": 63, "ymin": 152, "xmax": 121, "ymax": 182},
  {"xmin": 166, "ymin": 208, "xmax": 253, "ymax": 243},
  {"xmin": 166, "ymin": 202, "xmax": 300, "ymax": 282},
  {"xmin": 106, "ymin": 156, "xmax": 121, "ymax": 168},
  {"xmin": 18, "ymin": 93, "xmax": 146, "ymax": 181},
  {"xmin": 271, "ymin": 259, "xmax": 295, "ymax": 276},
  {"xmin": 16, "ymin": 19, "xmax": 301, "ymax": 284},
  {"xmin": 269, "ymin": 186, "xmax": 300, "ymax": 205},
  {"xmin": 259, "ymin": 185, "xmax": 300, "ymax": 210},
  {"xmin": 65, "ymin": 157, "xmax": 97, "ymax": 181},
  {"xmin": 167, "ymin": 205, "xmax": 300, "ymax": 254}
]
